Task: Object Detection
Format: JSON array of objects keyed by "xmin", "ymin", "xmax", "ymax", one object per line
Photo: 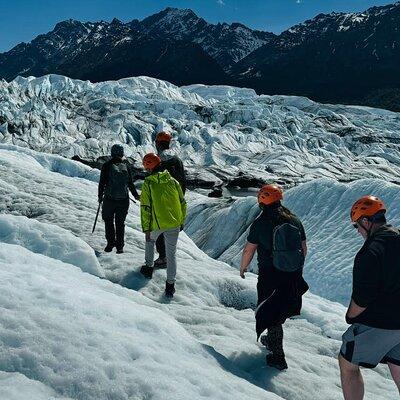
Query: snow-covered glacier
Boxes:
[
  {"xmin": 1, "ymin": 74, "xmax": 400, "ymax": 186},
  {"xmin": 1, "ymin": 74, "xmax": 400, "ymax": 399},
  {"xmin": 0, "ymin": 143, "xmax": 398, "ymax": 400}
]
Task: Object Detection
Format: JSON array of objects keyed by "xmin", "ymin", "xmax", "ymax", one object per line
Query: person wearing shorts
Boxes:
[{"xmin": 339, "ymin": 195, "xmax": 400, "ymax": 399}]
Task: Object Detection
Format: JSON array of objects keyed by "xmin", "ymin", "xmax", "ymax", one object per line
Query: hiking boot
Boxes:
[
  {"xmin": 140, "ymin": 265, "xmax": 153, "ymax": 279},
  {"xmin": 116, "ymin": 248, "xmax": 124, "ymax": 254},
  {"xmin": 104, "ymin": 243, "xmax": 114, "ymax": 252},
  {"xmin": 154, "ymin": 257, "xmax": 167, "ymax": 269},
  {"xmin": 165, "ymin": 282, "xmax": 175, "ymax": 298},
  {"xmin": 266, "ymin": 353, "xmax": 288, "ymax": 371},
  {"xmin": 260, "ymin": 335, "xmax": 270, "ymax": 351}
]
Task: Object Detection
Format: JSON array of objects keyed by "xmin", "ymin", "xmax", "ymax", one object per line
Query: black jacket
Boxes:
[
  {"xmin": 98, "ymin": 158, "xmax": 139, "ymax": 201},
  {"xmin": 348, "ymin": 225, "xmax": 400, "ymax": 329},
  {"xmin": 158, "ymin": 150, "xmax": 186, "ymax": 194}
]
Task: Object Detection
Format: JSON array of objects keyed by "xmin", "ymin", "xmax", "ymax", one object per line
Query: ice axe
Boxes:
[{"xmin": 92, "ymin": 201, "xmax": 102, "ymax": 234}]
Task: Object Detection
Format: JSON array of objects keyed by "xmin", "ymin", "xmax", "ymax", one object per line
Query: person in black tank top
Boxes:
[{"xmin": 240, "ymin": 184, "xmax": 308, "ymax": 371}]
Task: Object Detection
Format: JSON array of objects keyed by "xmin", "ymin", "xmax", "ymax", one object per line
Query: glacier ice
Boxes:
[
  {"xmin": 1, "ymin": 75, "xmax": 400, "ymax": 187},
  {"xmin": 0, "ymin": 144, "xmax": 397, "ymax": 399},
  {"xmin": 1, "ymin": 73, "xmax": 400, "ymax": 398}
]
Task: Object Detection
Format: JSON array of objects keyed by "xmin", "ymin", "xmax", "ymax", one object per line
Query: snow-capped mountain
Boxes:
[
  {"xmin": 0, "ymin": 16, "xmax": 228, "ymax": 86},
  {"xmin": 2, "ymin": 74, "xmax": 400, "ymax": 189},
  {"xmin": 233, "ymin": 2, "xmax": 400, "ymax": 110},
  {"xmin": 0, "ymin": 7, "xmax": 273, "ymax": 83},
  {"xmin": 138, "ymin": 7, "xmax": 274, "ymax": 67},
  {"xmin": 0, "ymin": 143, "xmax": 397, "ymax": 399},
  {"xmin": 2, "ymin": 3, "xmax": 400, "ymax": 110}
]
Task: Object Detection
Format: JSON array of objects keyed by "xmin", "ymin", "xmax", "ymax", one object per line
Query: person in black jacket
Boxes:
[
  {"xmin": 339, "ymin": 195, "xmax": 400, "ymax": 399},
  {"xmin": 98, "ymin": 144, "xmax": 139, "ymax": 253},
  {"xmin": 153, "ymin": 130, "xmax": 186, "ymax": 268},
  {"xmin": 240, "ymin": 184, "xmax": 308, "ymax": 371}
]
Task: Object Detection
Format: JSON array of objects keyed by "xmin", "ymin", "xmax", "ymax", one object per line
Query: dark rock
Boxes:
[
  {"xmin": 208, "ymin": 188, "xmax": 223, "ymax": 198},
  {"xmin": 226, "ymin": 175, "xmax": 264, "ymax": 189}
]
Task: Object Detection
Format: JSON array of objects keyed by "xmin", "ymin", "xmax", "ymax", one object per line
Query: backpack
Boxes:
[
  {"xmin": 272, "ymin": 223, "xmax": 305, "ymax": 272},
  {"xmin": 104, "ymin": 162, "xmax": 130, "ymax": 200}
]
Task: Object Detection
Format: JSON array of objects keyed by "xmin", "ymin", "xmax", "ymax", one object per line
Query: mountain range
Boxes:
[{"xmin": 1, "ymin": 3, "xmax": 400, "ymax": 110}]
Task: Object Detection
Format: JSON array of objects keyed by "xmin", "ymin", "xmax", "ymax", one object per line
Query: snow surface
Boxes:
[
  {"xmin": 2, "ymin": 75, "xmax": 400, "ymax": 186},
  {"xmin": 0, "ymin": 214, "xmax": 104, "ymax": 277},
  {"xmin": 0, "ymin": 243, "xmax": 283, "ymax": 400},
  {"xmin": 0, "ymin": 144, "xmax": 398, "ymax": 399},
  {"xmin": 0, "ymin": 372, "xmax": 71, "ymax": 400}
]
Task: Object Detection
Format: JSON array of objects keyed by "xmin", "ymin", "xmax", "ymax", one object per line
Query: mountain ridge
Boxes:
[{"xmin": 1, "ymin": 3, "xmax": 400, "ymax": 110}]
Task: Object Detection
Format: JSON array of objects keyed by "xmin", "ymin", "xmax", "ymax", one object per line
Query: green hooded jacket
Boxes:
[{"xmin": 140, "ymin": 170, "xmax": 187, "ymax": 232}]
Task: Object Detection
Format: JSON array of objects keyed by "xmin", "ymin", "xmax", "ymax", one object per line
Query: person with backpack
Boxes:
[
  {"xmin": 139, "ymin": 153, "xmax": 186, "ymax": 298},
  {"xmin": 240, "ymin": 184, "xmax": 308, "ymax": 370},
  {"xmin": 339, "ymin": 196, "xmax": 400, "ymax": 399},
  {"xmin": 152, "ymin": 130, "xmax": 186, "ymax": 269},
  {"xmin": 98, "ymin": 144, "xmax": 139, "ymax": 253}
]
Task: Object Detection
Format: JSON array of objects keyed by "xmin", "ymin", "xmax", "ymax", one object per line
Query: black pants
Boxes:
[
  {"xmin": 266, "ymin": 325, "xmax": 284, "ymax": 356},
  {"xmin": 102, "ymin": 197, "xmax": 129, "ymax": 249},
  {"xmin": 156, "ymin": 233, "xmax": 166, "ymax": 258},
  {"xmin": 257, "ymin": 272, "xmax": 284, "ymax": 355},
  {"xmin": 257, "ymin": 271, "xmax": 274, "ymax": 306}
]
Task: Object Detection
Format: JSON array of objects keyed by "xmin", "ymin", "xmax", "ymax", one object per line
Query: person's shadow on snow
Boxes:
[
  {"xmin": 202, "ymin": 344, "xmax": 280, "ymax": 391},
  {"xmin": 120, "ymin": 270, "xmax": 149, "ymax": 291}
]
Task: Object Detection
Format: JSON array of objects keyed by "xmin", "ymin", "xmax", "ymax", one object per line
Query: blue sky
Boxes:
[{"xmin": 0, "ymin": 0, "xmax": 394, "ymax": 52}]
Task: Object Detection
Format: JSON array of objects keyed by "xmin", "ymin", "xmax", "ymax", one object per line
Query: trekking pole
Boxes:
[
  {"xmin": 129, "ymin": 197, "xmax": 137, "ymax": 204},
  {"xmin": 92, "ymin": 201, "xmax": 102, "ymax": 234}
]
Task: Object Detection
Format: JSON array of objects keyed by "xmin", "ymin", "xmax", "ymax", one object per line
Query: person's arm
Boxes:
[
  {"xmin": 98, "ymin": 162, "xmax": 109, "ymax": 202},
  {"xmin": 176, "ymin": 158, "xmax": 186, "ymax": 194},
  {"xmin": 302, "ymin": 240, "xmax": 307, "ymax": 258},
  {"xmin": 140, "ymin": 180, "xmax": 152, "ymax": 233},
  {"xmin": 175, "ymin": 180, "xmax": 187, "ymax": 228},
  {"xmin": 240, "ymin": 221, "xmax": 260, "ymax": 278},
  {"xmin": 298, "ymin": 220, "xmax": 307, "ymax": 258},
  {"xmin": 346, "ymin": 299, "xmax": 367, "ymax": 320},
  {"xmin": 240, "ymin": 242, "xmax": 258, "ymax": 278},
  {"xmin": 126, "ymin": 162, "xmax": 139, "ymax": 200}
]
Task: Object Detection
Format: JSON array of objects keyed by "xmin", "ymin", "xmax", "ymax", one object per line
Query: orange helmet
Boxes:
[
  {"xmin": 350, "ymin": 195, "xmax": 386, "ymax": 222},
  {"xmin": 258, "ymin": 184, "xmax": 283, "ymax": 206},
  {"xmin": 155, "ymin": 131, "xmax": 172, "ymax": 143},
  {"xmin": 142, "ymin": 153, "xmax": 161, "ymax": 171}
]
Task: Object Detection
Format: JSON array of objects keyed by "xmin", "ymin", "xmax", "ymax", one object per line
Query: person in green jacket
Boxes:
[{"xmin": 139, "ymin": 153, "xmax": 187, "ymax": 297}]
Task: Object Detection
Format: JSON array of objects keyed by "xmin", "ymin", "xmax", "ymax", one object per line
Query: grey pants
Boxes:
[{"xmin": 145, "ymin": 227, "xmax": 180, "ymax": 283}]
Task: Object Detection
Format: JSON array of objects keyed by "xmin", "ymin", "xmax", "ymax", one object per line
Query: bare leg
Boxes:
[
  {"xmin": 339, "ymin": 354, "xmax": 364, "ymax": 400},
  {"xmin": 388, "ymin": 362, "xmax": 400, "ymax": 393}
]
